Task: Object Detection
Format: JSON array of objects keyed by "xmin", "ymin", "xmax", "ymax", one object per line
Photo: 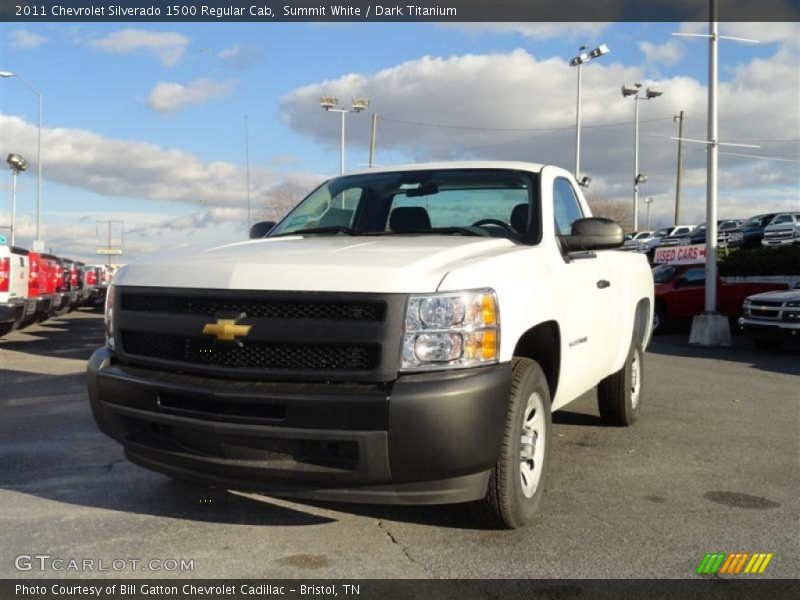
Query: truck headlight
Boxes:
[
  {"xmin": 105, "ymin": 284, "xmax": 115, "ymax": 349},
  {"xmin": 401, "ymin": 290, "xmax": 499, "ymax": 371}
]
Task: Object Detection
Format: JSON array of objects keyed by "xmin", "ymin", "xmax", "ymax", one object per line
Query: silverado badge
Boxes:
[{"xmin": 202, "ymin": 318, "xmax": 252, "ymax": 343}]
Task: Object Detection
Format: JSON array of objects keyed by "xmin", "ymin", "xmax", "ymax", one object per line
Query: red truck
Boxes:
[
  {"xmin": 19, "ymin": 251, "xmax": 55, "ymax": 328},
  {"xmin": 652, "ymin": 263, "xmax": 790, "ymax": 332}
]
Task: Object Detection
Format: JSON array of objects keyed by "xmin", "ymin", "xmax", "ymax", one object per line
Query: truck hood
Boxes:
[
  {"xmin": 746, "ymin": 288, "xmax": 800, "ymax": 302},
  {"xmin": 114, "ymin": 235, "xmax": 515, "ymax": 293}
]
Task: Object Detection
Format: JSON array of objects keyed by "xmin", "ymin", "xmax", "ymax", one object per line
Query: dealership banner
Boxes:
[
  {"xmin": 2, "ymin": 579, "xmax": 796, "ymax": 600},
  {"xmin": 4, "ymin": 0, "xmax": 799, "ymax": 23},
  {"xmin": 654, "ymin": 243, "xmax": 707, "ymax": 265}
]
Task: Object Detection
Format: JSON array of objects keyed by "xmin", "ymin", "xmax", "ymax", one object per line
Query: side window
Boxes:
[
  {"xmin": 553, "ymin": 178, "xmax": 584, "ymax": 235},
  {"xmin": 680, "ymin": 268, "xmax": 706, "ymax": 286}
]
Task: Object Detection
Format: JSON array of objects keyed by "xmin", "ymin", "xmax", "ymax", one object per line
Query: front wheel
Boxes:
[
  {"xmin": 469, "ymin": 357, "xmax": 552, "ymax": 529},
  {"xmin": 598, "ymin": 340, "xmax": 644, "ymax": 426}
]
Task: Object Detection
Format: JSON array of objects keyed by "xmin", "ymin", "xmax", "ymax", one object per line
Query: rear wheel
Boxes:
[
  {"xmin": 652, "ymin": 305, "xmax": 665, "ymax": 334},
  {"xmin": 469, "ymin": 357, "xmax": 552, "ymax": 529},
  {"xmin": 0, "ymin": 323, "xmax": 14, "ymax": 337},
  {"xmin": 598, "ymin": 339, "xmax": 644, "ymax": 426}
]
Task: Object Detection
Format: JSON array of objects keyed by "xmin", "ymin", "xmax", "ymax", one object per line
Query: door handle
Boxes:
[{"xmin": 597, "ymin": 280, "xmax": 611, "ymax": 289}]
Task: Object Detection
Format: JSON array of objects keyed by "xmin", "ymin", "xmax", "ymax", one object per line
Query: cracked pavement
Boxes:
[{"xmin": 1, "ymin": 311, "xmax": 798, "ymax": 578}]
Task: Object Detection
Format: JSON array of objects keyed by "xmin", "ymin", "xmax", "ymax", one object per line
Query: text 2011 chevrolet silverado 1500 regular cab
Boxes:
[{"xmin": 87, "ymin": 162, "xmax": 654, "ymax": 528}]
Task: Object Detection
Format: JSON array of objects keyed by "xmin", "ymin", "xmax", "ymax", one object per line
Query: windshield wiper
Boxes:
[{"xmin": 274, "ymin": 226, "xmax": 361, "ymax": 237}]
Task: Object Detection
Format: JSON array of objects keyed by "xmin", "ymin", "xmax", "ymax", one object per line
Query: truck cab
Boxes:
[{"xmin": 87, "ymin": 162, "xmax": 654, "ymax": 528}]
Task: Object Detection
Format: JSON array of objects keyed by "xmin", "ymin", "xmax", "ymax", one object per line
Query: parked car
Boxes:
[
  {"xmin": 68, "ymin": 260, "xmax": 90, "ymax": 311},
  {"xmin": 87, "ymin": 161, "xmax": 655, "ymax": 529},
  {"xmin": 739, "ymin": 284, "xmax": 800, "ymax": 350},
  {"xmin": 18, "ymin": 251, "xmax": 55, "ymax": 329},
  {"xmin": 716, "ymin": 219, "xmax": 744, "ymax": 245},
  {"xmin": 622, "ymin": 230, "xmax": 654, "ymax": 251},
  {"xmin": 0, "ymin": 246, "xmax": 30, "ymax": 337},
  {"xmin": 82, "ymin": 264, "xmax": 110, "ymax": 308},
  {"xmin": 660, "ymin": 221, "xmax": 730, "ymax": 248},
  {"xmin": 652, "ymin": 263, "xmax": 790, "ymax": 332},
  {"xmin": 49, "ymin": 257, "xmax": 72, "ymax": 316},
  {"xmin": 762, "ymin": 213, "xmax": 800, "ymax": 247},
  {"xmin": 723, "ymin": 213, "xmax": 779, "ymax": 248}
]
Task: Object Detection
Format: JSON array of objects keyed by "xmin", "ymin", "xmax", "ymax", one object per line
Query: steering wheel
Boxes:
[{"xmin": 471, "ymin": 218, "xmax": 515, "ymax": 232}]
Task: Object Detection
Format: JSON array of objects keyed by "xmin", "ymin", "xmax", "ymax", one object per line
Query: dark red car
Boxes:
[{"xmin": 652, "ymin": 263, "xmax": 790, "ymax": 332}]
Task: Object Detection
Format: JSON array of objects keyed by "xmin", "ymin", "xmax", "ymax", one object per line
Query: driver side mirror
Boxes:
[
  {"xmin": 562, "ymin": 217, "xmax": 624, "ymax": 252},
  {"xmin": 249, "ymin": 221, "xmax": 276, "ymax": 239}
]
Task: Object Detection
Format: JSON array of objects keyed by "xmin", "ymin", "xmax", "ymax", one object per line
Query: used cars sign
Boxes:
[{"xmin": 654, "ymin": 243, "xmax": 707, "ymax": 265}]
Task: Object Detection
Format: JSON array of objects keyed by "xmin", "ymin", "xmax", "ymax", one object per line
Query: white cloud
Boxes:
[
  {"xmin": 444, "ymin": 22, "xmax": 610, "ymax": 40},
  {"xmin": 147, "ymin": 78, "xmax": 238, "ymax": 113},
  {"xmin": 7, "ymin": 29, "xmax": 48, "ymax": 49},
  {"xmin": 0, "ymin": 114, "xmax": 264, "ymax": 206},
  {"xmin": 89, "ymin": 29, "xmax": 190, "ymax": 67},
  {"xmin": 279, "ymin": 44, "xmax": 799, "ymax": 229},
  {"xmin": 218, "ymin": 44, "xmax": 261, "ymax": 69},
  {"xmin": 639, "ymin": 40, "xmax": 683, "ymax": 67}
]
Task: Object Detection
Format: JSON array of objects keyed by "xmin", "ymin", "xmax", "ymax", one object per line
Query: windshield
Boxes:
[
  {"xmin": 770, "ymin": 214, "xmax": 794, "ymax": 225},
  {"xmin": 654, "ymin": 227, "xmax": 672, "ymax": 237},
  {"xmin": 652, "ymin": 264, "xmax": 677, "ymax": 283},
  {"xmin": 269, "ymin": 169, "xmax": 538, "ymax": 241}
]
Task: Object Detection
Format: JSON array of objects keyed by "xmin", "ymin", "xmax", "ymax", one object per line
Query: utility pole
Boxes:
[
  {"xmin": 674, "ymin": 111, "xmax": 685, "ymax": 225},
  {"xmin": 633, "ymin": 96, "xmax": 640, "ymax": 230},
  {"xmin": 369, "ymin": 113, "xmax": 378, "ymax": 168}
]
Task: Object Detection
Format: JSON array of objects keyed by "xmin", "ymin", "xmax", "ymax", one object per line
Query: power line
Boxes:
[{"xmin": 378, "ymin": 115, "xmax": 674, "ymax": 133}]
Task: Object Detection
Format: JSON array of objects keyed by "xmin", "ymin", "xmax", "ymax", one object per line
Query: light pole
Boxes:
[
  {"xmin": 673, "ymin": 111, "xmax": 685, "ymax": 225},
  {"xmin": 320, "ymin": 96, "xmax": 370, "ymax": 174},
  {"xmin": 0, "ymin": 72, "xmax": 43, "ymax": 244},
  {"xmin": 622, "ymin": 83, "xmax": 663, "ymax": 230},
  {"xmin": 6, "ymin": 154, "xmax": 30, "ymax": 246},
  {"xmin": 570, "ymin": 44, "xmax": 610, "ymax": 181},
  {"xmin": 643, "ymin": 196, "xmax": 654, "ymax": 230}
]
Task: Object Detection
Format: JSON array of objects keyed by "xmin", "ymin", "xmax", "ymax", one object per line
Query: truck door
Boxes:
[
  {"xmin": 550, "ymin": 177, "xmax": 617, "ymax": 400},
  {"xmin": 667, "ymin": 266, "xmax": 706, "ymax": 317}
]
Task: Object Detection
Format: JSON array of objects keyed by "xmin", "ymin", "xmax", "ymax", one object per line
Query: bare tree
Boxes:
[
  {"xmin": 587, "ymin": 194, "xmax": 634, "ymax": 232},
  {"xmin": 257, "ymin": 179, "xmax": 324, "ymax": 222}
]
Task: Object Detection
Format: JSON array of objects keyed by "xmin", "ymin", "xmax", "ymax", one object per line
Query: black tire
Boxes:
[
  {"xmin": 754, "ymin": 338, "xmax": 783, "ymax": 351},
  {"xmin": 653, "ymin": 305, "xmax": 665, "ymax": 335},
  {"xmin": 598, "ymin": 339, "xmax": 644, "ymax": 426},
  {"xmin": 469, "ymin": 357, "xmax": 552, "ymax": 529},
  {"xmin": 0, "ymin": 323, "xmax": 14, "ymax": 337}
]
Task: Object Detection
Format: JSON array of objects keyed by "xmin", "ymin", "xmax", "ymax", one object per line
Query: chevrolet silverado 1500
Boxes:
[{"xmin": 87, "ymin": 162, "xmax": 654, "ymax": 528}]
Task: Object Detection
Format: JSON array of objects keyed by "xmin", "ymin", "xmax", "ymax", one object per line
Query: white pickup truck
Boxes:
[{"xmin": 87, "ymin": 162, "xmax": 654, "ymax": 528}]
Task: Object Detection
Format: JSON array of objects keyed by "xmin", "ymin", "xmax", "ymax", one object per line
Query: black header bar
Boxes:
[{"xmin": 3, "ymin": 0, "xmax": 799, "ymax": 23}]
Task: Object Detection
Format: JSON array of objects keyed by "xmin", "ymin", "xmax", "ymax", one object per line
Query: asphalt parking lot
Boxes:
[{"xmin": 1, "ymin": 311, "xmax": 798, "ymax": 579}]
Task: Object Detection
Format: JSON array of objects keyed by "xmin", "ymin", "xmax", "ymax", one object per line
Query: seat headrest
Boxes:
[
  {"xmin": 389, "ymin": 207, "xmax": 432, "ymax": 232},
  {"xmin": 510, "ymin": 203, "xmax": 529, "ymax": 233}
]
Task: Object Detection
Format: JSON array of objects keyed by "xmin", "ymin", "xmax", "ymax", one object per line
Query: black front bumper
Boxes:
[
  {"xmin": 739, "ymin": 319, "xmax": 800, "ymax": 342},
  {"xmin": 87, "ymin": 347, "xmax": 511, "ymax": 504}
]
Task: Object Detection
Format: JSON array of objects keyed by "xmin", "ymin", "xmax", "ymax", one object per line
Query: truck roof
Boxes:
[{"xmin": 347, "ymin": 161, "xmax": 547, "ymax": 177}]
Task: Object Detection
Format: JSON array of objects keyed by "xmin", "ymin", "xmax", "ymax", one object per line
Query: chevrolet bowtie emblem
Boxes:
[{"xmin": 202, "ymin": 318, "xmax": 252, "ymax": 342}]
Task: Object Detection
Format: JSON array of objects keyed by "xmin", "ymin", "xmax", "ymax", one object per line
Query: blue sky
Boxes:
[{"xmin": 1, "ymin": 21, "xmax": 798, "ymax": 259}]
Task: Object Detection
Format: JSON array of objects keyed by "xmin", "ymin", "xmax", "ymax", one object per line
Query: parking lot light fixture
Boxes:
[
  {"xmin": 622, "ymin": 82, "xmax": 664, "ymax": 230},
  {"xmin": 320, "ymin": 94, "xmax": 370, "ymax": 174},
  {"xmin": 570, "ymin": 43, "xmax": 610, "ymax": 180},
  {"xmin": 6, "ymin": 153, "xmax": 30, "ymax": 246}
]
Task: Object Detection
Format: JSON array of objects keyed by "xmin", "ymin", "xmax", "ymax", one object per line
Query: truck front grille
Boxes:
[
  {"xmin": 121, "ymin": 331, "xmax": 379, "ymax": 371},
  {"xmin": 120, "ymin": 293, "xmax": 384, "ymax": 321},
  {"xmin": 113, "ymin": 287, "xmax": 405, "ymax": 382}
]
